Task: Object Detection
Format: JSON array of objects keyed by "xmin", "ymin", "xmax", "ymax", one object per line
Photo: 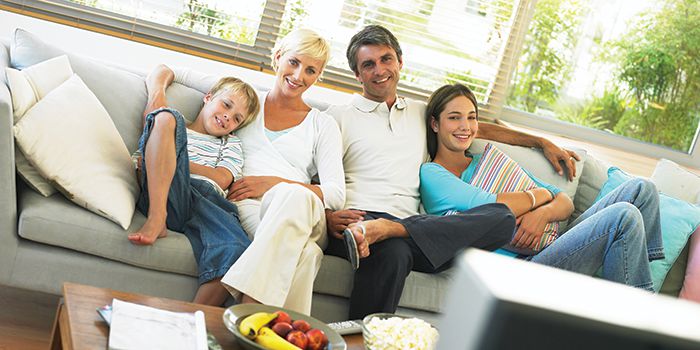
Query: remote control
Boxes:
[
  {"xmin": 327, "ymin": 319, "xmax": 363, "ymax": 335},
  {"xmin": 96, "ymin": 304, "xmax": 112, "ymax": 326}
]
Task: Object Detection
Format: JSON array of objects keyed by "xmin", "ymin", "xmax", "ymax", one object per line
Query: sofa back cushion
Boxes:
[
  {"xmin": 10, "ymin": 29, "xmax": 232, "ymax": 154},
  {"xmin": 571, "ymin": 153, "xmax": 609, "ymax": 223},
  {"xmin": 11, "ymin": 28, "xmax": 147, "ymax": 153}
]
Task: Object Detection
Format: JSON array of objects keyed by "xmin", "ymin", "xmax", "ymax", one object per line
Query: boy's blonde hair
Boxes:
[
  {"xmin": 270, "ymin": 28, "xmax": 330, "ymax": 74},
  {"xmin": 209, "ymin": 77, "xmax": 260, "ymax": 129}
]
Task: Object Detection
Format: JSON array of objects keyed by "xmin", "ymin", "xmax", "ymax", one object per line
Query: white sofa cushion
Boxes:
[
  {"xmin": 651, "ymin": 158, "xmax": 700, "ymax": 205},
  {"xmin": 13, "ymin": 74, "xmax": 138, "ymax": 229},
  {"xmin": 6, "ymin": 55, "xmax": 74, "ymax": 197}
]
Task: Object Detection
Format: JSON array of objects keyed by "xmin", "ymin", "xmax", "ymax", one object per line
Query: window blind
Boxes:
[{"xmin": 0, "ymin": 0, "xmax": 527, "ymax": 103}]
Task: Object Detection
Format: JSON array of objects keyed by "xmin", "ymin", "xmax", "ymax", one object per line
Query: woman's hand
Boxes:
[
  {"xmin": 325, "ymin": 209, "xmax": 366, "ymax": 239},
  {"xmin": 512, "ymin": 207, "xmax": 551, "ymax": 249},
  {"xmin": 227, "ymin": 176, "xmax": 284, "ymax": 201}
]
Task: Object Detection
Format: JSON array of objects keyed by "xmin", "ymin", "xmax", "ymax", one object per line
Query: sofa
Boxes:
[{"xmin": 0, "ymin": 28, "xmax": 692, "ymax": 324}]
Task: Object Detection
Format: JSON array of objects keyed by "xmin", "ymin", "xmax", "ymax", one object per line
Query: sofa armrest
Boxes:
[{"xmin": 0, "ymin": 80, "xmax": 19, "ymax": 283}]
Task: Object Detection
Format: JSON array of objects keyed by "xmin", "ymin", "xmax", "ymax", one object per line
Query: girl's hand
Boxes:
[
  {"xmin": 227, "ymin": 176, "xmax": 284, "ymax": 201},
  {"xmin": 512, "ymin": 207, "xmax": 551, "ymax": 249}
]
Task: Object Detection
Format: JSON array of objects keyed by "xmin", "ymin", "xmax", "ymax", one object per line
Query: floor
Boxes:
[{"xmin": 0, "ymin": 285, "xmax": 59, "ymax": 350}]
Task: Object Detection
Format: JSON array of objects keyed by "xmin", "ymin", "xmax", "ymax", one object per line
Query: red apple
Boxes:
[
  {"xmin": 272, "ymin": 311, "xmax": 292, "ymax": 325},
  {"xmin": 271, "ymin": 322, "xmax": 293, "ymax": 338},
  {"xmin": 286, "ymin": 330, "xmax": 308, "ymax": 349},
  {"xmin": 306, "ymin": 328, "xmax": 328, "ymax": 350},
  {"xmin": 292, "ymin": 319, "xmax": 311, "ymax": 333}
]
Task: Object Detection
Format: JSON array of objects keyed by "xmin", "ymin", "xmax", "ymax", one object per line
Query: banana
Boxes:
[
  {"xmin": 238, "ymin": 312, "xmax": 278, "ymax": 339},
  {"xmin": 255, "ymin": 327, "xmax": 301, "ymax": 350}
]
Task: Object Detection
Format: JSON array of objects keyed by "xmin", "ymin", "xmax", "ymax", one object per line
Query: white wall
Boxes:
[{"xmin": 0, "ymin": 10, "xmax": 350, "ymax": 105}]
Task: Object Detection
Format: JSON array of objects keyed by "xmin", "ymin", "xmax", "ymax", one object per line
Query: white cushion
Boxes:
[
  {"xmin": 13, "ymin": 74, "xmax": 138, "ymax": 229},
  {"xmin": 5, "ymin": 55, "xmax": 74, "ymax": 197},
  {"xmin": 651, "ymin": 158, "xmax": 700, "ymax": 205}
]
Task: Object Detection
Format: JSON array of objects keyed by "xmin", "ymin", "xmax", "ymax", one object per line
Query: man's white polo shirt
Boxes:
[{"xmin": 326, "ymin": 94, "xmax": 429, "ymax": 219}]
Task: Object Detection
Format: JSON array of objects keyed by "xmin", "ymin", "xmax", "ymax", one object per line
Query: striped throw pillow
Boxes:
[{"xmin": 469, "ymin": 143, "xmax": 559, "ymax": 254}]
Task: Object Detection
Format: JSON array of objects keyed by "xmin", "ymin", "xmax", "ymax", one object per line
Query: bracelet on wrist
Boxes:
[{"xmin": 525, "ymin": 190, "xmax": 536, "ymax": 210}]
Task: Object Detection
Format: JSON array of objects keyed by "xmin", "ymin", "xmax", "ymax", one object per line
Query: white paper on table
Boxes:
[{"xmin": 108, "ymin": 298, "xmax": 207, "ymax": 350}]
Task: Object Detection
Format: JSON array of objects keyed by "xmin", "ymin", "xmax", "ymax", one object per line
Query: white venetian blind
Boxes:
[
  {"xmin": 279, "ymin": 0, "xmax": 521, "ymax": 103},
  {"xmin": 1, "ymin": 0, "xmax": 530, "ymax": 104}
]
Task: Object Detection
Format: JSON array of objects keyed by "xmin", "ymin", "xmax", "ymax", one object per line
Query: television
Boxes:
[{"xmin": 437, "ymin": 249, "xmax": 700, "ymax": 350}]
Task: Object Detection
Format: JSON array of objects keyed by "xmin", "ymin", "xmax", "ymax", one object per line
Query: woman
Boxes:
[
  {"xmin": 220, "ymin": 29, "xmax": 345, "ymax": 314},
  {"xmin": 419, "ymin": 83, "xmax": 664, "ymax": 291}
]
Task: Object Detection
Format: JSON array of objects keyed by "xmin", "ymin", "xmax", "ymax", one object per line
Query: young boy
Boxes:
[{"xmin": 128, "ymin": 64, "xmax": 260, "ymax": 306}]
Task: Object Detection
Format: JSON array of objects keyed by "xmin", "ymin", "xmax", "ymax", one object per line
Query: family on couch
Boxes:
[{"xmin": 130, "ymin": 24, "xmax": 663, "ymax": 320}]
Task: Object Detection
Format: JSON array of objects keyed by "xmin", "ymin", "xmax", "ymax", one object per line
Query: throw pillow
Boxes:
[
  {"xmin": 469, "ymin": 143, "xmax": 560, "ymax": 255},
  {"xmin": 13, "ymin": 74, "xmax": 138, "ymax": 229},
  {"xmin": 468, "ymin": 139, "xmax": 586, "ymax": 205},
  {"xmin": 651, "ymin": 158, "xmax": 700, "ymax": 206},
  {"xmin": 5, "ymin": 55, "xmax": 74, "ymax": 197},
  {"xmin": 594, "ymin": 167, "xmax": 700, "ymax": 292},
  {"xmin": 679, "ymin": 227, "xmax": 700, "ymax": 302}
]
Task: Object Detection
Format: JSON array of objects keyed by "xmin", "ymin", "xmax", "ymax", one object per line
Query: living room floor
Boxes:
[{"xmin": 0, "ymin": 285, "xmax": 59, "ymax": 349}]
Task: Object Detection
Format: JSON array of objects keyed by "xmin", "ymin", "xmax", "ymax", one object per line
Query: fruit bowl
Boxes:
[
  {"xmin": 223, "ymin": 304, "xmax": 346, "ymax": 350},
  {"xmin": 361, "ymin": 313, "xmax": 439, "ymax": 350}
]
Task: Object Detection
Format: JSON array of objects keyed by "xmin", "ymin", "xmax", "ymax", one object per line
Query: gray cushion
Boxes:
[
  {"xmin": 314, "ymin": 255, "xmax": 452, "ymax": 312},
  {"xmin": 11, "ymin": 29, "xmax": 146, "ymax": 153},
  {"xmin": 571, "ymin": 154, "xmax": 609, "ymax": 222},
  {"xmin": 17, "ymin": 187, "xmax": 197, "ymax": 277},
  {"xmin": 660, "ymin": 242, "xmax": 689, "ymax": 296}
]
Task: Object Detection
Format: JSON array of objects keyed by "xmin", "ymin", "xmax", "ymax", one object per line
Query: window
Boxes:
[
  {"xmin": 1, "ymin": 0, "xmax": 699, "ymax": 168},
  {"xmin": 68, "ymin": 0, "xmax": 266, "ymax": 45},
  {"xmin": 274, "ymin": 0, "xmax": 519, "ymax": 104},
  {"xmin": 506, "ymin": 0, "xmax": 700, "ymax": 154}
]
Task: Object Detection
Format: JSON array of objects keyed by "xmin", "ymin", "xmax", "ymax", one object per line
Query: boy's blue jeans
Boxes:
[
  {"xmin": 136, "ymin": 108, "xmax": 251, "ymax": 284},
  {"xmin": 530, "ymin": 178, "xmax": 663, "ymax": 291}
]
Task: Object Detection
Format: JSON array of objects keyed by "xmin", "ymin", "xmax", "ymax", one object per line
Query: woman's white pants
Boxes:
[{"xmin": 221, "ymin": 183, "xmax": 327, "ymax": 315}]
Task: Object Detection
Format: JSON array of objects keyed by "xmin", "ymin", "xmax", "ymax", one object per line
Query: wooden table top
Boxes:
[{"xmin": 58, "ymin": 282, "xmax": 364, "ymax": 350}]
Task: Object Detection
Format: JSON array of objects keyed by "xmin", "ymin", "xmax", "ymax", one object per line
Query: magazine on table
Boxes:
[{"xmin": 106, "ymin": 298, "xmax": 207, "ymax": 350}]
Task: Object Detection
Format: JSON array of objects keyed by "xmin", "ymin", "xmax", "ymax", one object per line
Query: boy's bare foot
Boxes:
[{"xmin": 128, "ymin": 215, "xmax": 168, "ymax": 245}]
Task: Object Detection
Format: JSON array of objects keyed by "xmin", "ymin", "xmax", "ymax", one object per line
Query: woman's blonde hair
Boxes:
[
  {"xmin": 270, "ymin": 28, "xmax": 330, "ymax": 73},
  {"xmin": 209, "ymin": 77, "xmax": 260, "ymax": 129}
]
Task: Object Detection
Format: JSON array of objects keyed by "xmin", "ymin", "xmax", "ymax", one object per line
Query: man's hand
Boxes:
[
  {"xmin": 227, "ymin": 176, "xmax": 283, "ymax": 201},
  {"xmin": 325, "ymin": 209, "xmax": 366, "ymax": 239},
  {"xmin": 541, "ymin": 139, "xmax": 580, "ymax": 181},
  {"xmin": 512, "ymin": 207, "xmax": 550, "ymax": 249}
]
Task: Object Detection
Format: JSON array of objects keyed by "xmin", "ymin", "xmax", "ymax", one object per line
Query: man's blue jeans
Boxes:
[{"xmin": 530, "ymin": 178, "xmax": 664, "ymax": 291}]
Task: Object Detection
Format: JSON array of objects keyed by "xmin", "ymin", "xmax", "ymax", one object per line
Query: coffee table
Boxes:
[{"xmin": 49, "ymin": 282, "xmax": 364, "ymax": 349}]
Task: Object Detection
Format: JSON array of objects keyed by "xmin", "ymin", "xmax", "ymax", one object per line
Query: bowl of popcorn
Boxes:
[{"xmin": 361, "ymin": 313, "xmax": 439, "ymax": 350}]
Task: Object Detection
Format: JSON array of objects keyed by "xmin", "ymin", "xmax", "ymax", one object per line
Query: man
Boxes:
[{"xmin": 324, "ymin": 25, "xmax": 580, "ymax": 319}]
